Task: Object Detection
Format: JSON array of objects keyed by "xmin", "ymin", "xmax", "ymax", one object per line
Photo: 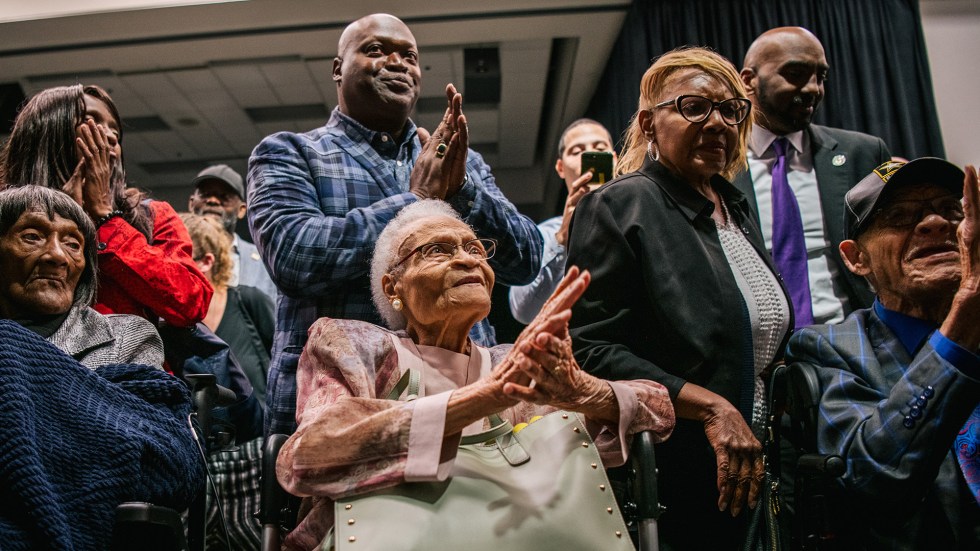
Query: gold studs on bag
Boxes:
[
  {"xmin": 348, "ymin": 519, "xmax": 355, "ymax": 525},
  {"xmin": 599, "ymin": 484, "xmax": 606, "ymax": 491},
  {"xmin": 349, "ymin": 536, "xmax": 357, "ymax": 542},
  {"xmin": 616, "ymin": 531, "xmax": 623, "ymax": 538},
  {"xmin": 607, "ymin": 507, "xmax": 614, "ymax": 514},
  {"xmin": 581, "ymin": 442, "xmax": 589, "ymax": 448},
  {"xmin": 591, "ymin": 463, "xmax": 598, "ymax": 469},
  {"xmin": 572, "ymin": 426, "xmax": 580, "ymax": 433},
  {"xmin": 345, "ymin": 504, "xmax": 352, "ymax": 510}
]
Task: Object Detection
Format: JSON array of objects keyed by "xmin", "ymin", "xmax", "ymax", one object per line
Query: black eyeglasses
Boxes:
[
  {"xmin": 654, "ymin": 95, "xmax": 752, "ymax": 125},
  {"xmin": 872, "ymin": 197, "xmax": 964, "ymax": 230},
  {"xmin": 394, "ymin": 238, "xmax": 497, "ymax": 268}
]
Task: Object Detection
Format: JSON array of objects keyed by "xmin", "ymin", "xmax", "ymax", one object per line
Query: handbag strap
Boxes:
[
  {"xmin": 386, "ymin": 368, "xmax": 422, "ymax": 401},
  {"xmin": 459, "ymin": 413, "xmax": 512, "ymax": 445},
  {"xmin": 387, "ymin": 368, "xmax": 516, "ymax": 446}
]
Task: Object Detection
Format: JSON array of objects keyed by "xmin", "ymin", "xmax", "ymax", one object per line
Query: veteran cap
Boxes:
[{"xmin": 844, "ymin": 157, "xmax": 965, "ymax": 239}]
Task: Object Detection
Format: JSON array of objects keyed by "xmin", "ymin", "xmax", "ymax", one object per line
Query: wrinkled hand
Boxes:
[
  {"xmin": 410, "ymin": 84, "xmax": 469, "ymax": 200},
  {"xmin": 490, "ymin": 266, "xmax": 591, "ymax": 396},
  {"xmin": 705, "ymin": 406, "xmax": 763, "ymax": 517},
  {"xmin": 503, "ymin": 330, "xmax": 614, "ymax": 417},
  {"xmin": 555, "ymin": 172, "xmax": 592, "ymax": 247},
  {"xmin": 73, "ymin": 119, "xmax": 115, "ymax": 219},
  {"xmin": 956, "ymin": 165, "xmax": 980, "ymax": 295}
]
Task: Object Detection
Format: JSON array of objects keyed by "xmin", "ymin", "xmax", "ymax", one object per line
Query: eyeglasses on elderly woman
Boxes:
[
  {"xmin": 393, "ymin": 237, "xmax": 497, "ymax": 268},
  {"xmin": 654, "ymin": 95, "xmax": 752, "ymax": 126}
]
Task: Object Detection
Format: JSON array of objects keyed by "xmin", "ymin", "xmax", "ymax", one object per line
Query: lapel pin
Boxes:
[{"xmin": 832, "ymin": 154, "xmax": 846, "ymax": 166}]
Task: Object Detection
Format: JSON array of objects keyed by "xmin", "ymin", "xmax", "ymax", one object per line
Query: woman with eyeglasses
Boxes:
[
  {"xmin": 0, "ymin": 84, "xmax": 211, "ymax": 328},
  {"xmin": 567, "ymin": 46, "xmax": 793, "ymax": 548},
  {"xmin": 275, "ymin": 200, "xmax": 675, "ymax": 550}
]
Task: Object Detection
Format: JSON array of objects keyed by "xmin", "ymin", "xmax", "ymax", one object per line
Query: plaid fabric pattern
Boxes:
[
  {"xmin": 785, "ymin": 307, "xmax": 980, "ymax": 548},
  {"xmin": 248, "ymin": 108, "xmax": 542, "ymax": 436},
  {"xmin": 205, "ymin": 437, "xmax": 263, "ymax": 550}
]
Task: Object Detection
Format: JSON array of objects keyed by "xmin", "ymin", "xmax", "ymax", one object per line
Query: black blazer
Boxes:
[
  {"xmin": 732, "ymin": 124, "xmax": 891, "ymax": 313},
  {"xmin": 567, "ymin": 157, "xmax": 793, "ymax": 544}
]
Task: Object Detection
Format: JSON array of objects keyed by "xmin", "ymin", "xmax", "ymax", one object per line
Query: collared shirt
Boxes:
[
  {"xmin": 747, "ymin": 123, "xmax": 848, "ymax": 324},
  {"xmin": 248, "ymin": 107, "xmax": 542, "ymax": 436},
  {"xmin": 229, "ymin": 233, "xmax": 241, "ymax": 287},
  {"xmin": 874, "ymin": 300, "xmax": 980, "ymax": 376},
  {"xmin": 508, "ymin": 215, "xmax": 565, "ymax": 324}
]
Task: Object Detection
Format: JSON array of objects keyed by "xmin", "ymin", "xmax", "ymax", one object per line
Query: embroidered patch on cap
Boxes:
[{"xmin": 873, "ymin": 161, "xmax": 905, "ymax": 183}]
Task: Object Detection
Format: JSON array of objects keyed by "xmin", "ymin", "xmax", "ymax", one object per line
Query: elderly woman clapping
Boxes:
[
  {"xmin": 276, "ymin": 200, "xmax": 675, "ymax": 550},
  {"xmin": 567, "ymin": 47, "xmax": 793, "ymax": 547}
]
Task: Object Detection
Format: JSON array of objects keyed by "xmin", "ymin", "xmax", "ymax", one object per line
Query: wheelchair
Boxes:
[
  {"xmin": 773, "ymin": 362, "xmax": 846, "ymax": 551},
  {"xmin": 111, "ymin": 373, "xmax": 237, "ymax": 551}
]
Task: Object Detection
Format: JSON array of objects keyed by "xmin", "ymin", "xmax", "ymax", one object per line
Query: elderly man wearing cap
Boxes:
[
  {"xmin": 189, "ymin": 164, "xmax": 277, "ymax": 303},
  {"xmin": 784, "ymin": 158, "xmax": 980, "ymax": 549}
]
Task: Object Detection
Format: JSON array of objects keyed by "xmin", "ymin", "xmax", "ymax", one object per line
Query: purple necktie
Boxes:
[
  {"xmin": 956, "ymin": 404, "xmax": 980, "ymax": 505},
  {"xmin": 770, "ymin": 137, "xmax": 814, "ymax": 327}
]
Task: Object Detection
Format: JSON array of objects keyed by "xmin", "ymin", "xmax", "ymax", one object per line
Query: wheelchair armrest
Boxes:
[
  {"xmin": 258, "ymin": 433, "xmax": 297, "ymax": 551},
  {"xmin": 112, "ymin": 502, "xmax": 188, "ymax": 551},
  {"xmin": 629, "ymin": 430, "xmax": 665, "ymax": 521}
]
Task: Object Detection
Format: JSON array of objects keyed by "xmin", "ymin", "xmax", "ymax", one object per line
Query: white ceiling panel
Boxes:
[
  {"xmin": 210, "ymin": 64, "xmax": 279, "ymax": 107},
  {"xmin": 261, "ymin": 60, "xmax": 324, "ymax": 106}
]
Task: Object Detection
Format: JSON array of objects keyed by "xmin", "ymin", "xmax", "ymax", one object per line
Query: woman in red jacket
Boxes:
[{"xmin": 0, "ymin": 84, "xmax": 211, "ymax": 327}]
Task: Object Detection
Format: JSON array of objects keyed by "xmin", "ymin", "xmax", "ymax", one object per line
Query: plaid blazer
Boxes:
[
  {"xmin": 786, "ymin": 308, "xmax": 980, "ymax": 549},
  {"xmin": 248, "ymin": 108, "xmax": 542, "ymax": 436}
]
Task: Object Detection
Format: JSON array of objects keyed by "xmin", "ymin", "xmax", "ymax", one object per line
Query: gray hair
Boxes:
[
  {"xmin": 0, "ymin": 186, "xmax": 98, "ymax": 309},
  {"xmin": 370, "ymin": 200, "xmax": 463, "ymax": 329}
]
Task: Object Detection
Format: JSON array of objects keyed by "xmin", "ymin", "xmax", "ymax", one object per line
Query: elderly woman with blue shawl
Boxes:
[{"xmin": 0, "ymin": 185, "xmax": 203, "ymax": 550}]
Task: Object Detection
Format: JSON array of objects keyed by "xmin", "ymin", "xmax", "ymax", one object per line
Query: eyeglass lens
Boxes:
[
  {"xmin": 879, "ymin": 197, "xmax": 964, "ymax": 228},
  {"xmin": 678, "ymin": 96, "xmax": 749, "ymax": 124}
]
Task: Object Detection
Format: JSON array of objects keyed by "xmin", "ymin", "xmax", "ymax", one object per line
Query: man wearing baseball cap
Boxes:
[
  {"xmin": 189, "ymin": 164, "xmax": 277, "ymax": 303},
  {"xmin": 784, "ymin": 158, "xmax": 980, "ymax": 548}
]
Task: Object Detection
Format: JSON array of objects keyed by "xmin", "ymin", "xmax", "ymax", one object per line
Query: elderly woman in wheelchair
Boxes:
[
  {"xmin": 275, "ymin": 200, "xmax": 675, "ymax": 550},
  {"xmin": 0, "ymin": 185, "xmax": 203, "ymax": 549}
]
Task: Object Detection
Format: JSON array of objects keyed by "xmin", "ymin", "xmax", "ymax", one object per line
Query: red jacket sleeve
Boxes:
[{"xmin": 95, "ymin": 200, "xmax": 213, "ymax": 327}]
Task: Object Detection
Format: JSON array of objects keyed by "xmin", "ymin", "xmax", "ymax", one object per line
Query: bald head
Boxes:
[
  {"xmin": 743, "ymin": 27, "xmax": 824, "ymax": 69},
  {"xmin": 740, "ymin": 26, "xmax": 828, "ymax": 134},
  {"xmin": 332, "ymin": 13, "xmax": 421, "ymax": 137}
]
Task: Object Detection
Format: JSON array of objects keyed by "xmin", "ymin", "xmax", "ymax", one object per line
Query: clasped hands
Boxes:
[
  {"xmin": 410, "ymin": 83, "xmax": 469, "ymax": 200},
  {"xmin": 62, "ymin": 118, "xmax": 115, "ymax": 219},
  {"xmin": 489, "ymin": 267, "xmax": 609, "ymax": 412}
]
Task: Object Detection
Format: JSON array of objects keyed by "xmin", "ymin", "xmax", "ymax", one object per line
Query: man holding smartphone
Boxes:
[{"xmin": 509, "ymin": 118, "xmax": 616, "ymax": 323}]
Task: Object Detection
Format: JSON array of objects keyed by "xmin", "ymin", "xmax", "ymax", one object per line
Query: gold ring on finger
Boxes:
[{"xmin": 435, "ymin": 142, "xmax": 448, "ymax": 158}]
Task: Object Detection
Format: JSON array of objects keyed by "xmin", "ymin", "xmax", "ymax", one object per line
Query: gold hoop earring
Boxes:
[{"xmin": 391, "ymin": 298, "xmax": 403, "ymax": 311}]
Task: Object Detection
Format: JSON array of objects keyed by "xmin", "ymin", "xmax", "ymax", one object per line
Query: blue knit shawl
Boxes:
[{"xmin": 0, "ymin": 320, "xmax": 204, "ymax": 550}]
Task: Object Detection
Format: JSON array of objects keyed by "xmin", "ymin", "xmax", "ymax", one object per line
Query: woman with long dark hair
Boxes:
[{"xmin": 0, "ymin": 84, "xmax": 211, "ymax": 326}]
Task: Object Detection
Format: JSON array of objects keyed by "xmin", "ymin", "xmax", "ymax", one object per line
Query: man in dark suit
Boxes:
[
  {"xmin": 785, "ymin": 158, "xmax": 980, "ymax": 549},
  {"xmin": 188, "ymin": 164, "xmax": 277, "ymax": 303},
  {"xmin": 737, "ymin": 27, "xmax": 891, "ymax": 326}
]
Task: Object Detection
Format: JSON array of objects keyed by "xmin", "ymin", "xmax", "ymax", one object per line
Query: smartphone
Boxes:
[{"xmin": 580, "ymin": 151, "xmax": 614, "ymax": 190}]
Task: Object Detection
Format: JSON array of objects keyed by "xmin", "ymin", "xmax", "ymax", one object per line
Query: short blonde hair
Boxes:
[
  {"xmin": 180, "ymin": 213, "xmax": 232, "ymax": 288},
  {"xmin": 617, "ymin": 46, "xmax": 753, "ymax": 181}
]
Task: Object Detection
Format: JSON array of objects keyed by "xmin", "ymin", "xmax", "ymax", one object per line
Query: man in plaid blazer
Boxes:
[
  {"xmin": 785, "ymin": 158, "xmax": 980, "ymax": 549},
  {"xmin": 247, "ymin": 13, "xmax": 542, "ymax": 436}
]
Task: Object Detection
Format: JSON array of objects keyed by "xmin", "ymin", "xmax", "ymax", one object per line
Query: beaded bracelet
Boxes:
[{"xmin": 95, "ymin": 210, "xmax": 124, "ymax": 228}]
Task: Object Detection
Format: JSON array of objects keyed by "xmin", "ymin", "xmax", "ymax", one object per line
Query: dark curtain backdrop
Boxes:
[{"xmin": 585, "ymin": 0, "xmax": 944, "ymax": 161}]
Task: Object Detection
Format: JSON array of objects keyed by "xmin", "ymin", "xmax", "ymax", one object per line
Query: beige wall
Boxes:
[{"xmin": 921, "ymin": 0, "xmax": 980, "ymax": 166}]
